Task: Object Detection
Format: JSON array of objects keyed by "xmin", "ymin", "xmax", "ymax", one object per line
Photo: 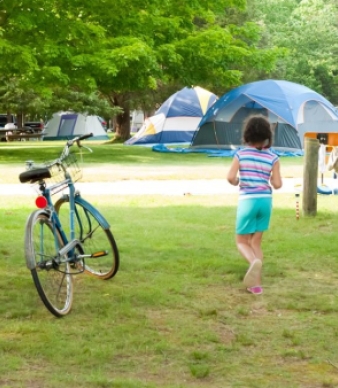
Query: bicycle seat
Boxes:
[{"xmin": 19, "ymin": 168, "xmax": 52, "ymax": 183}]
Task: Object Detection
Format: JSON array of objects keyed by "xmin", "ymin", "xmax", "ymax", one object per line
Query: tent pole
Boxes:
[{"xmin": 213, "ymin": 121, "xmax": 219, "ymax": 147}]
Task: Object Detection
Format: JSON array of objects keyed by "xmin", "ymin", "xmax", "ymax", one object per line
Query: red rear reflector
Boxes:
[{"xmin": 35, "ymin": 196, "xmax": 47, "ymax": 208}]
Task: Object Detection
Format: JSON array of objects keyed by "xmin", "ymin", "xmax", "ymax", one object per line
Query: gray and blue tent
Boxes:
[
  {"xmin": 191, "ymin": 80, "xmax": 338, "ymax": 153},
  {"xmin": 44, "ymin": 112, "xmax": 108, "ymax": 141}
]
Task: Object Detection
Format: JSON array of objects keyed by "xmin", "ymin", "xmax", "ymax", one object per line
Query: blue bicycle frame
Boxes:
[{"xmin": 26, "ymin": 172, "xmax": 111, "ymax": 271}]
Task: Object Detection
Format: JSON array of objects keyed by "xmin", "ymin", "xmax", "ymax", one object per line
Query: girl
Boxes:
[{"xmin": 227, "ymin": 116, "xmax": 282, "ymax": 295}]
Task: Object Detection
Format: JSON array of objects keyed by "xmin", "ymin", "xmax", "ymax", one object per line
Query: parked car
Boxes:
[
  {"xmin": 0, "ymin": 114, "xmax": 16, "ymax": 128},
  {"xmin": 23, "ymin": 120, "xmax": 45, "ymax": 133},
  {"xmin": 0, "ymin": 114, "xmax": 17, "ymax": 141}
]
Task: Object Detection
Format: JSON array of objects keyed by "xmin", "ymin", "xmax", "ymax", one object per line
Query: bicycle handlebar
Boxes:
[
  {"xmin": 66, "ymin": 133, "xmax": 93, "ymax": 147},
  {"xmin": 20, "ymin": 133, "xmax": 93, "ymax": 183},
  {"xmin": 60, "ymin": 133, "xmax": 93, "ymax": 160}
]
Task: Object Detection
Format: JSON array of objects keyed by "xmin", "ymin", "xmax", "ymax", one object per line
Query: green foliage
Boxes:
[
  {"xmin": 0, "ymin": 78, "xmax": 48, "ymax": 117},
  {"xmin": 247, "ymin": 0, "xmax": 338, "ymax": 103},
  {"xmin": 0, "ymin": 0, "xmax": 283, "ymax": 124},
  {"xmin": 0, "ymin": 0, "xmax": 109, "ymax": 117},
  {"xmin": 3, "ymin": 0, "xmax": 338, "ymax": 129}
]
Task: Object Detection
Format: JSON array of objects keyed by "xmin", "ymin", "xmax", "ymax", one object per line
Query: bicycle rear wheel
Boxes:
[
  {"xmin": 54, "ymin": 197, "xmax": 119, "ymax": 280},
  {"xmin": 25, "ymin": 210, "xmax": 74, "ymax": 317}
]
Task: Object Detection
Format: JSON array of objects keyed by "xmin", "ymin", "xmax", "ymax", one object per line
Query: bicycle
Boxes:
[{"xmin": 19, "ymin": 133, "xmax": 119, "ymax": 317}]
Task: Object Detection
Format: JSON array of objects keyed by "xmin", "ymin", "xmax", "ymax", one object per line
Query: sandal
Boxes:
[
  {"xmin": 247, "ymin": 286, "xmax": 263, "ymax": 295},
  {"xmin": 243, "ymin": 259, "xmax": 262, "ymax": 288}
]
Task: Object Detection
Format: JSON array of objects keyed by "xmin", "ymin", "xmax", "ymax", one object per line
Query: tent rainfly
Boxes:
[
  {"xmin": 191, "ymin": 79, "xmax": 338, "ymax": 152},
  {"xmin": 125, "ymin": 86, "xmax": 218, "ymax": 145},
  {"xmin": 43, "ymin": 112, "xmax": 109, "ymax": 140}
]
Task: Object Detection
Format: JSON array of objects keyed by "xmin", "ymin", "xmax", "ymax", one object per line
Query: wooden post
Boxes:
[{"xmin": 302, "ymin": 137, "xmax": 319, "ymax": 216}]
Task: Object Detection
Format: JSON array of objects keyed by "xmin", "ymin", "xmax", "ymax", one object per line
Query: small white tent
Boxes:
[
  {"xmin": 130, "ymin": 110, "xmax": 145, "ymax": 133},
  {"xmin": 44, "ymin": 112, "xmax": 109, "ymax": 140}
]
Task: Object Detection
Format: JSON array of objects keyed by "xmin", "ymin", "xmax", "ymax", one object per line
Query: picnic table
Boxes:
[{"xmin": 0, "ymin": 127, "xmax": 44, "ymax": 141}]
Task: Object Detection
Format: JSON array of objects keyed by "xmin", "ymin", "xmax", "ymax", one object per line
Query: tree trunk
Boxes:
[
  {"xmin": 16, "ymin": 112, "xmax": 23, "ymax": 128},
  {"xmin": 114, "ymin": 100, "xmax": 131, "ymax": 141},
  {"xmin": 144, "ymin": 109, "xmax": 155, "ymax": 119}
]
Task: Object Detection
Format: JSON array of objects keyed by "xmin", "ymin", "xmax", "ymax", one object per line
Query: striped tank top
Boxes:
[{"xmin": 234, "ymin": 147, "xmax": 279, "ymax": 198}]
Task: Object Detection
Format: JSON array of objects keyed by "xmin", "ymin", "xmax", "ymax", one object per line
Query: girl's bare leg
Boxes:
[
  {"xmin": 249, "ymin": 232, "xmax": 264, "ymax": 261},
  {"xmin": 236, "ymin": 234, "xmax": 256, "ymax": 264},
  {"xmin": 236, "ymin": 233, "xmax": 263, "ymax": 285}
]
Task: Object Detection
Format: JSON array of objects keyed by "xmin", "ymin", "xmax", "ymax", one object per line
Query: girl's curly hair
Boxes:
[{"xmin": 242, "ymin": 115, "xmax": 272, "ymax": 147}]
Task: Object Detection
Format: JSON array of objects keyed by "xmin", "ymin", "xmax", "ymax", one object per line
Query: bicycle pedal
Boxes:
[
  {"xmin": 91, "ymin": 250, "xmax": 108, "ymax": 258},
  {"xmin": 38, "ymin": 260, "xmax": 55, "ymax": 270}
]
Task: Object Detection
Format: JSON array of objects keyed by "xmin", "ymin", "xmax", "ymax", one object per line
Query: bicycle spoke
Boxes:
[
  {"xmin": 55, "ymin": 198, "xmax": 119, "ymax": 279},
  {"xmin": 26, "ymin": 211, "xmax": 74, "ymax": 317}
]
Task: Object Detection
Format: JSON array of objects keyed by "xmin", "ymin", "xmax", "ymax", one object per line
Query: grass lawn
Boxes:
[
  {"xmin": 0, "ymin": 141, "xmax": 337, "ymax": 387},
  {"xmin": 0, "ymin": 140, "xmax": 305, "ymax": 183}
]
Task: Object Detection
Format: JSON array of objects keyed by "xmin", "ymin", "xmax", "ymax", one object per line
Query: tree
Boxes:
[
  {"xmin": 77, "ymin": 0, "xmax": 283, "ymax": 140},
  {"xmin": 247, "ymin": 0, "xmax": 338, "ymax": 104},
  {"xmin": 0, "ymin": 0, "xmax": 118, "ymax": 123},
  {"xmin": 0, "ymin": 0, "xmax": 285, "ymax": 138}
]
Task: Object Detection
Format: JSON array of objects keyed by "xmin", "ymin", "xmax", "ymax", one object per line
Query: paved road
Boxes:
[{"xmin": 0, "ymin": 177, "xmax": 316, "ymax": 196}]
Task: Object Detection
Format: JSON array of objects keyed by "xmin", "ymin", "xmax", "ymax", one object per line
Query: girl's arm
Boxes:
[
  {"xmin": 270, "ymin": 160, "xmax": 282, "ymax": 189},
  {"xmin": 227, "ymin": 157, "xmax": 240, "ymax": 186}
]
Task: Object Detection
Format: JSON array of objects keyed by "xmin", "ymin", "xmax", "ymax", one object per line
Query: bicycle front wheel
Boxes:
[
  {"xmin": 54, "ymin": 197, "xmax": 119, "ymax": 280},
  {"xmin": 25, "ymin": 210, "xmax": 74, "ymax": 317}
]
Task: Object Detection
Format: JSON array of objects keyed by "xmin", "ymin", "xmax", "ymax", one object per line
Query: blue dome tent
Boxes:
[{"xmin": 191, "ymin": 80, "xmax": 338, "ymax": 152}]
